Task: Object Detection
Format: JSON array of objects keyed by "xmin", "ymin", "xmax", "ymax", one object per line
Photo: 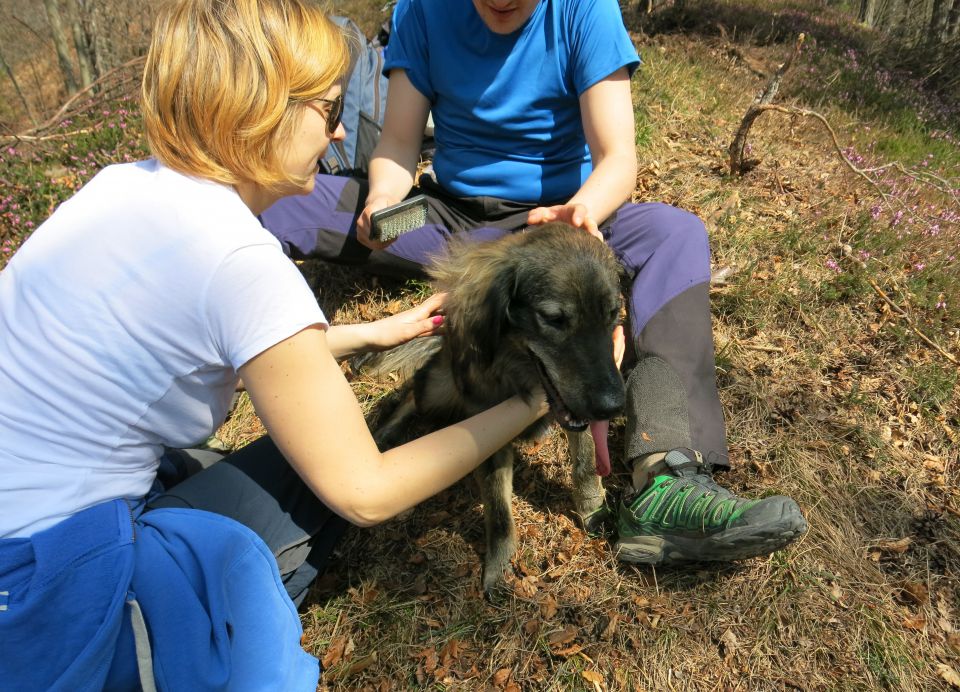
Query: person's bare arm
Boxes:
[
  {"xmin": 527, "ymin": 68, "xmax": 638, "ymax": 237},
  {"xmin": 239, "ymin": 326, "xmax": 547, "ymax": 527},
  {"xmin": 324, "ymin": 293, "xmax": 445, "ymax": 360},
  {"xmin": 359, "ymin": 70, "xmax": 432, "ymax": 247}
]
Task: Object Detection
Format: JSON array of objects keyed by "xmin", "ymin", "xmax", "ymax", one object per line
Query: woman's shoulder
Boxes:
[
  {"xmin": 85, "ymin": 160, "xmax": 240, "ymax": 214},
  {"xmin": 83, "ymin": 159, "xmax": 275, "ymax": 257}
]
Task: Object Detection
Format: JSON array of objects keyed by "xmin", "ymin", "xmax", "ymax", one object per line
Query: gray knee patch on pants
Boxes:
[{"xmin": 625, "ymin": 356, "xmax": 692, "ymax": 464}]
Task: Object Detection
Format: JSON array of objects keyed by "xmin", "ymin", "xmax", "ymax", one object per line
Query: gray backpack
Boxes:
[{"xmin": 319, "ymin": 16, "xmax": 390, "ymax": 177}]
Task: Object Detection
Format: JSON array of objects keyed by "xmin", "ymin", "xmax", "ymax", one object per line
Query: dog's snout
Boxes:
[{"xmin": 590, "ymin": 386, "xmax": 625, "ymax": 421}]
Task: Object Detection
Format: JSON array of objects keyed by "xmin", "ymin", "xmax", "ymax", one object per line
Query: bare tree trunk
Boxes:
[
  {"xmin": 70, "ymin": 18, "xmax": 96, "ymax": 87},
  {"xmin": 70, "ymin": 0, "xmax": 104, "ymax": 88},
  {"xmin": 859, "ymin": 0, "xmax": 877, "ymax": 25},
  {"xmin": 0, "ymin": 47, "xmax": 38, "ymax": 126},
  {"xmin": 894, "ymin": 0, "xmax": 922, "ymax": 42},
  {"xmin": 41, "ymin": 0, "xmax": 78, "ymax": 94},
  {"xmin": 89, "ymin": 6, "xmax": 106, "ymax": 74},
  {"xmin": 28, "ymin": 54, "xmax": 51, "ymax": 114},
  {"xmin": 946, "ymin": 0, "xmax": 960, "ymax": 37},
  {"xmin": 930, "ymin": 0, "xmax": 950, "ymax": 41}
]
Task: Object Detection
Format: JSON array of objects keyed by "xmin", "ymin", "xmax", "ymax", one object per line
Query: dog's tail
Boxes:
[{"xmin": 350, "ymin": 335, "xmax": 443, "ymax": 384}]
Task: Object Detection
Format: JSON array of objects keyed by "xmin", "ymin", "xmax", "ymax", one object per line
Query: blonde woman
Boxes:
[{"xmin": 0, "ymin": 0, "xmax": 548, "ymax": 688}]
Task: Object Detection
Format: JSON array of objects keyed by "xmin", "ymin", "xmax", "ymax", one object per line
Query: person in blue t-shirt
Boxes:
[{"xmin": 260, "ymin": 0, "xmax": 808, "ymax": 565}]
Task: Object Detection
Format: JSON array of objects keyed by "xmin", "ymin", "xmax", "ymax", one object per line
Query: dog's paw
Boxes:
[
  {"xmin": 576, "ymin": 502, "xmax": 614, "ymax": 538},
  {"xmin": 481, "ymin": 554, "xmax": 515, "ymax": 601},
  {"xmin": 481, "ymin": 572, "xmax": 512, "ymax": 601}
]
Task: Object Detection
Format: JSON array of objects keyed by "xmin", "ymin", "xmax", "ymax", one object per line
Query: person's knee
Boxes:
[
  {"xmin": 609, "ymin": 202, "xmax": 710, "ymax": 268},
  {"xmin": 653, "ymin": 204, "xmax": 708, "ymax": 252}
]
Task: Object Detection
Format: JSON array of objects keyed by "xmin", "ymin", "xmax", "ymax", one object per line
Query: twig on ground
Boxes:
[
  {"xmin": 729, "ymin": 33, "xmax": 805, "ymax": 175},
  {"xmin": 797, "ymin": 306, "xmax": 829, "ymax": 338},
  {"xmin": 741, "ymin": 343, "xmax": 785, "ymax": 353}
]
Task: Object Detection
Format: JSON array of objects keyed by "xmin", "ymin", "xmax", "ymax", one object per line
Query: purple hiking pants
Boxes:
[{"xmin": 260, "ymin": 174, "xmax": 729, "ymax": 467}]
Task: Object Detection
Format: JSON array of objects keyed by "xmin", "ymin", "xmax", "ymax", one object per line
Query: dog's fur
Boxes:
[{"xmin": 371, "ymin": 223, "xmax": 625, "ymax": 595}]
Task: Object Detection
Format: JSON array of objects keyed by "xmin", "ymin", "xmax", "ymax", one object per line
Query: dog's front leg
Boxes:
[
  {"xmin": 475, "ymin": 446, "xmax": 517, "ymax": 597},
  {"xmin": 566, "ymin": 429, "xmax": 606, "ymax": 531},
  {"xmin": 371, "ymin": 390, "xmax": 418, "ymax": 450}
]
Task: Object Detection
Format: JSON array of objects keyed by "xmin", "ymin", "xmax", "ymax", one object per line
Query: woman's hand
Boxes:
[
  {"xmin": 367, "ymin": 292, "xmax": 447, "ymax": 351},
  {"xmin": 325, "ymin": 293, "xmax": 446, "ymax": 359},
  {"xmin": 527, "ymin": 203, "xmax": 603, "ymax": 241}
]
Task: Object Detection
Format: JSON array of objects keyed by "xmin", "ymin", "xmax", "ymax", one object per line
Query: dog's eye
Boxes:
[{"xmin": 538, "ymin": 311, "xmax": 568, "ymax": 329}]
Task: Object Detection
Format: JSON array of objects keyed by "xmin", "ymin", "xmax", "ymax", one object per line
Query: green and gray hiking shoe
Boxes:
[{"xmin": 615, "ymin": 449, "xmax": 808, "ymax": 564}]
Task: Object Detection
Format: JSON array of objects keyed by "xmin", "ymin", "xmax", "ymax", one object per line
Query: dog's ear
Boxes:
[{"xmin": 446, "ymin": 253, "xmax": 516, "ymax": 386}]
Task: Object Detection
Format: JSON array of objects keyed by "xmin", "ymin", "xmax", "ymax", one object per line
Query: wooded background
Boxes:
[
  {"xmin": 0, "ymin": 0, "xmax": 957, "ymax": 132},
  {"xmin": 0, "ymin": 0, "xmax": 152, "ymax": 127}
]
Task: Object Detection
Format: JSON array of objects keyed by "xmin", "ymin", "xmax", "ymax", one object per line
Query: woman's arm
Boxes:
[
  {"xmin": 239, "ymin": 326, "xmax": 548, "ymax": 527},
  {"xmin": 359, "ymin": 69, "xmax": 432, "ymax": 247},
  {"xmin": 324, "ymin": 293, "xmax": 445, "ymax": 360},
  {"xmin": 527, "ymin": 67, "xmax": 638, "ymax": 237}
]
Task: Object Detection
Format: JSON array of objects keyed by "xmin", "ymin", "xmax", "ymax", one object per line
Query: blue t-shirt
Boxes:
[{"xmin": 386, "ymin": 0, "xmax": 641, "ymax": 203}]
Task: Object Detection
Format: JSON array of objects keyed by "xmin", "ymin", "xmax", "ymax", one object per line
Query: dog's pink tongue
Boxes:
[{"xmin": 590, "ymin": 420, "xmax": 612, "ymax": 477}]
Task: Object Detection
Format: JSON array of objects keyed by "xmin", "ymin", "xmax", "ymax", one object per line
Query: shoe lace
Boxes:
[{"xmin": 628, "ymin": 451, "xmax": 757, "ymax": 532}]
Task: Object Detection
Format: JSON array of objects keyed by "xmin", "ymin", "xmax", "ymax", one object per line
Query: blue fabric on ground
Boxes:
[
  {"xmin": 0, "ymin": 499, "xmax": 135, "ymax": 691},
  {"xmin": 0, "ymin": 501, "xmax": 320, "ymax": 691},
  {"xmin": 129, "ymin": 507, "xmax": 320, "ymax": 691}
]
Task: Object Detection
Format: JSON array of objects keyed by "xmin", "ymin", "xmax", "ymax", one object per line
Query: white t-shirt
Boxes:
[{"xmin": 0, "ymin": 160, "xmax": 327, "ymax": 538}]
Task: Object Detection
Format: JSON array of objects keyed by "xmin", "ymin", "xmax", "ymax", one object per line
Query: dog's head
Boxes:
[{"xmin": 431, "ymin": 223, "xmax": 625, "ymax": 432}]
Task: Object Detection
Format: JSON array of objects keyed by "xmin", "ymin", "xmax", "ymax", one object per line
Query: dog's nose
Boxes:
[{"xmin": 590, "ymin": 387, "xmax": 625, "ymax": 421}]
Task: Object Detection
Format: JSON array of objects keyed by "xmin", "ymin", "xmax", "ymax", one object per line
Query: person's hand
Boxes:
[
  {"xmin": 527, "ymin": 203, "xmax": 603, "ymax": 241},
  {"xmin": 369, "ymin": 292, "xmax": 447, "ymax": 351},
  {"xmin": 612, "ymin": 324, "xmax": 625, "ymax": 369},
  {"xmin": 356, "ymin": 194, "xmax": 400, "ymax": 250},
  {"xmin": 526, "ymin": 385, "xmax": 550, "ymax": 419}
]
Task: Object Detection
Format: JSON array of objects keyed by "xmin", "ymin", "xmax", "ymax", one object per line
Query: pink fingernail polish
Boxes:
[{"xmin": 432, "ymin": 315, "xmax": 444, "ymax": 326}]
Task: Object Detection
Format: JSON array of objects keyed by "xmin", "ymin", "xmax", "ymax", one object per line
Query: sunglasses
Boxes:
[{"xmin": 310, "ymin": 94, "xmax": 343, "ymax": 134}]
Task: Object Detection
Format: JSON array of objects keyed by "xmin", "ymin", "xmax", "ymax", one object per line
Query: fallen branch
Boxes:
[
  {"xmin": 727, "ymin": 35, "xmax": 958, "ymax": 214},
  {"xmin": 736, "ymin": 103, "xmax": 892, "ymax": 203},
  {"xmin": 729, "ymin": 33, "xmax": 805, "ymax": 175},
  {"xmin": 1, "ymin": 56, "xmax": 144, "ymax": 143},
  {"xmin": 4, "ymin": 128, "xmax": 96, "ymax": 143}
]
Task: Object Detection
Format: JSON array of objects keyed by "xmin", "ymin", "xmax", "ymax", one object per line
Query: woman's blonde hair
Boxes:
[{"xmin": 142, "ymin": 0, "xmax": 349, "ymax": 191}]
